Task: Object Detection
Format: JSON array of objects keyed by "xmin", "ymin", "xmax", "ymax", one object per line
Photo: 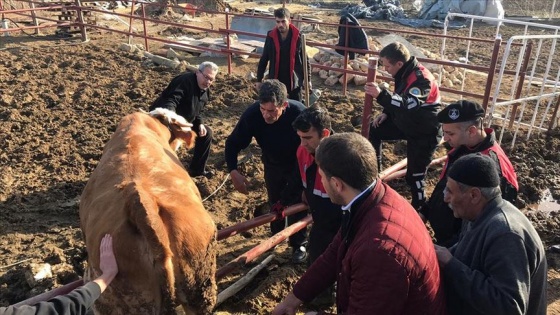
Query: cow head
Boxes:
[{"xmin": 149, "ymin": 108, "xmax": 196, "ymax": 151}]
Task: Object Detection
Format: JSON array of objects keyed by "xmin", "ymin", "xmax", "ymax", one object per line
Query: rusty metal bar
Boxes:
[
  {"xmin": 509, "ymin": 41, "xmax": 532, "ymax": 129},
  {"xmin": 379, "ymin": 158, "xmax": 407, "ymax": 180},
  {"xmin": 216, "ymin": 215, "xmax": 313, "ymax": 280},
  {"xmin": 481, "ymin": 37, "xmax": 503, "ymax": 112},
  {"xmin": 383, "ymin": 156, "xmax": 447, "ymax": 182},
  {"xmin": 127, "ymin": 0, "xmax": 136, "ymax": 45},
  {"xmin": 74, "ymin": 0, "xmax": 87, "ymax": 42},
  {"xmin": 225, "ymin": 10, "xmax": 231, "ymax": 75},
  {"xmin": 342, "ymin": 21, "xmax": 349, "ymax": 95},
  {"xmin": 217, "ymin": 203, "xmax": 308, "ymax": 241},
  {"xmin": 548, "ymin": 95, "xmax": 560, "ymax": 131},
  {"xmin": 141, "ymin": 3, "xmax": 148, "ymax": 52},
  {"xmin": 360, "ymin": 57, "xmax": 378, "ymax": 138}
]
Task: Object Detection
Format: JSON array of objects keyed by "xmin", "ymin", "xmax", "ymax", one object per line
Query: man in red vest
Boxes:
[
  {"xmin": 256, "ymin": 7, "xmax": 310, "ymax": 102},
  {"xmin": 365, "ymin": 42, "xmax": 442, "ymax": 211}
]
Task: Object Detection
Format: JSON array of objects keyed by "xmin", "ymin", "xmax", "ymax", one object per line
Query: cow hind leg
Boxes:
[{"xmin": 124, "ymin": 183, "xmax": 178, "ymax": 313}]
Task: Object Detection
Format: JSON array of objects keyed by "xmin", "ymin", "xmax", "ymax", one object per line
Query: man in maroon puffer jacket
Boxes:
[{"xmin": 272, "ymin": 132, "xmax": 447, "ymax": 315}]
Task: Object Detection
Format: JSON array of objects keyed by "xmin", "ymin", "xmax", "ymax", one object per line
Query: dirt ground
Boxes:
[{"xmin": 0, "ymin": 1, "xmax": 559, "ymax": 314}]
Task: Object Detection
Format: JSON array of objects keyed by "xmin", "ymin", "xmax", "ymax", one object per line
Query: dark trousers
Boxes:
[
  {"xmin": 264, "ymin": 163, "xmax": 306, "ymax": 248},
  {"xmin": 288, "ymin": 86, "xmax": 302, "ymax": 103},
  {"xmin": 369, "ymin": 118, "xmax": 440, "ymax": 209},
  {"xmin": 189, "ymin": 125, "xmax": 212, "ymax": 175}
]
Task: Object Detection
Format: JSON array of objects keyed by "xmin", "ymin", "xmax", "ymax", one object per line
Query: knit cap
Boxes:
[
  {"xmin": 448, "ymin": 154, "xmax": 500, "ymax": 187},
  {"xmin": 438, "ymin": 100, "xmax": 485, "ymax": 123}
]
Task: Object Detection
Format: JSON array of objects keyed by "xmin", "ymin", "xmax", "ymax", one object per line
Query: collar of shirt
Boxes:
[{"xmin": 341, "ymin": 180, "xmax": 377, "ymax": 212}]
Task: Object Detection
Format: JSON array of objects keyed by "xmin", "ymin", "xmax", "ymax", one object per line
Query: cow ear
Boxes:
[{"xmin": 181, "ymin": 131, "xmax": 196, "ymax": 149}]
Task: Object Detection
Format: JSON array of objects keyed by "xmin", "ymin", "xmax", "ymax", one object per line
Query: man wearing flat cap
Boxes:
[
  {"xmin": 434, "ymin": 154, "xmax": 547, "ymax": 315},
  {"xmin": 419, "ymin": 100, "xmax": 518, "ymax": 247}
]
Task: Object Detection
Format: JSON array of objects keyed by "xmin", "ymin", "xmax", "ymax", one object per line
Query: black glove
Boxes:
[{"xmin": 270, "ymin": 201, "xmax": 286, "ymax": 219}]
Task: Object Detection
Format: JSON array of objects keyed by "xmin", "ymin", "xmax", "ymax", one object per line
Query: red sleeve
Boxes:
[{"xmin": 293, "ymin": 232, "xmax": 341, "ymax": 302}]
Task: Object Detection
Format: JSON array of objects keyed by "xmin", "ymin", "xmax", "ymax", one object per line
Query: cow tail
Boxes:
[{"xmin": 124, "ymin": 183, "xmax": 177, "ymax": 313}]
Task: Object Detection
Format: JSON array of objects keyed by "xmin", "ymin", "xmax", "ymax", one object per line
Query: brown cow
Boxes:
[{"xmin": 79, "ymin": 109, "xmax": 217, "ymax": 315}]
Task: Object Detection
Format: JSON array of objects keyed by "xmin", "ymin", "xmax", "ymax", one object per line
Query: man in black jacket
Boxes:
[
  {"xmin": 256, "ymin": 8, "xmax": 310, "ymax": 102},
  {"xmin": 0, "ymin": 234, "xmax": 118, "ymax": 315},
  {"xmin": 365, "ymin": 42, "xmax": 442, "ymax": 210},
  {"xmin": 149, "ymin": 61, "xmax": 219, "ymax": 178},
  {"xmin": 225, "ymin": 79, "xmax": 308, "ymax": 263}
]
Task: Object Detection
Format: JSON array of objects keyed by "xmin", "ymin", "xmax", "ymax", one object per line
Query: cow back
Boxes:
[{"xmin": 79, "ymin": 112, "xmax": 217, "ymax": 314}]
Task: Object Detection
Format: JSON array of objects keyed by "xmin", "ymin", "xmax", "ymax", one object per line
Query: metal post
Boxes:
[
  {"xmin": 29, "ymin": 1, "xmax": 39, "ymax": 35},
  {"xmin": 508, "ymin": 41, "xmax": 532, "ymax": 129},
  {"xmin": 481, "ymin": 36, "xmax": 502, "ymax": 113},
  {"xmin": 217, "ymin": 203, "xmax": 308, "ymax": 241},
  {"xmin": 216, "ymin": 215, "xmax": 312, "ymax": 279},
  {"xmin": 301, "ymin": 34, "xmax": 310, "ymax": 106},
  {"xmin": 360, "ymin": 57, "xmax": 378, "ymax": 138},
  {"xmin": 127, "ymin": 0, "xmax": 136, "ymax": 45},
  {"xmin": 141, "ymin": 3, "xmax": 148, "ymax": 52},
  {"xmin": 74, "ymin": 0, "xmax": 87, "ymax": 42},
  {"xmin": 225, "ymin": 9, "xmax": 231, "ymax": 75},
  {"xmin": 342, "ymin": 21, "xmax": 349, "ymax": 95}
]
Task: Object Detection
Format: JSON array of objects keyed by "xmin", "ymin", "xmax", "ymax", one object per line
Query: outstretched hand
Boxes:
[
  {"xmin": 94, "ymin": 234, "xmax": 118, "ymax": 293},
  {"xmin": 230, "ymin": 170, "xmax": 249, "ymax": 194}
]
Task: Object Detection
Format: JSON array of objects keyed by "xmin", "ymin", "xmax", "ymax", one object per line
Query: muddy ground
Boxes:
[{"xmin": 0, "ymin": 1, "xmax": 559, "ymax": 314}]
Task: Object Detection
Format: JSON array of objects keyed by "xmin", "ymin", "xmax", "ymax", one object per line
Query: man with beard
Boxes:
[
  {"xmin": 256, "ymin": 7, "xmax": 310, "ymax": 102},
  {"xmin": 272, "ymin": 133, "xmax": 446, "ymax": 315},
  {"xmin": 150, "ymin": 61, "xmax": 219, "ymax": 178},
  {"xmin": 435, "ymin": 154, "xmax": 546, "ymax": 315},
  {"xmin": 365, "ymin": 42, "xmax": 441, "ymax": 211},
  {"xmin": 225, "ymin": 79, "xmax": 308, "ymax": 263},
  {"xmin": 419, "ymin": 100, "xmax": 518, "ymax": 247}
]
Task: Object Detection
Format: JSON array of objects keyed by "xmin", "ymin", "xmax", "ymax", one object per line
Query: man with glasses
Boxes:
[
  {"xmin": 364, "ymin": 42, "xmax": 442, "ymax": 213},
  {"xmin": 150, "ymin": 61, "xmax": 219, "ymax": 178},
  {"xmin": 256, "ymin": 7, "xmax": 310, "ymax": 102},
  {"xmin": 420, "ymin": 100, "xmax": 518, "ymax": 247},
  {"xmin": 225, "ymin": 79, "xmax": 308, "ymax": 263}
]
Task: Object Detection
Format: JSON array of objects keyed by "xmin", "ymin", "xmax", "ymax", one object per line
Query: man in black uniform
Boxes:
[
  {"xmin": 256, "ymin": 8, "xmax": 310, "ymax": 102},
  {"xmin": 365, "ymin": 42, "xmax": 442, "ymax": 210},
  {"xmin": 149, "ymin": 61, "xmax": 219, "ymax": 178},
  {"xmin": 225, "ymin": 79, "xmax": 308, "ymax": 263},
  {"xmin": 0, "ymin": 234, "xmax": 118, "ymax": 315}
]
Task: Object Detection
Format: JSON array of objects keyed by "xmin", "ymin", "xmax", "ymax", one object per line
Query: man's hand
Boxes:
[
  {"xmin": 364, "ymin": 82, "xmax": 381, "ymax": 98},
  {"xmin": 198, "ymin": 124, "xmax": 207, "ymax": 137},
  {"xmin": 94, "ymin": 234, "xmax": 118, "ymax": 293},
  {"xmin": 371, "ymin": 113, "xmax": 388, "ymax": 128},
  {"xmin": 272, "ymin": 292, "xmax": 303, "ymax": 315},
  {"xmin": 270, "ymin": 201, "xmax": 286, "ymax": 219},
  {"xmin": 254, "ymin": 82, "xmax": 263, "ymax": 92},
  {"xmin": 434, "ymin": 245, "xmax": 453, "ymax": 266},
  {"xmin": 230, "ymin": 170, "xmax": 249, "ymax": 194}
]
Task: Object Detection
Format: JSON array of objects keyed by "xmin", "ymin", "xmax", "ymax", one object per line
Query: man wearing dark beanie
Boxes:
[
  {"xmin": 418, "ymin": 99, "xmax": 518, "ymax": 247},
  {"xmin": 434, "ymin": 154, "xmax": 547, "ymax": 315}
]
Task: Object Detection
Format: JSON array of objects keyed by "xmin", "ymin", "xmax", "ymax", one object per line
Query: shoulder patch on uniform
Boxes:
[
  {"xmin": 416, "ymin": 69, "xmax": 423, "ymax": 77},
  {"xmin": 409, "ymin": 87, "xmax": 421, "ymax": 96}
]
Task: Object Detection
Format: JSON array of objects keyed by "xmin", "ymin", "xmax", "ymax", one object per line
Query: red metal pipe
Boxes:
[
  {"xmin": 342, "ymin": 21, "xmax": 349, "ymax": 95},
  {"xmin": 216, "ymin": 215, "xmax": 313, "ymax": 280},
  {"xmin": 379, "ymin": 158, "xmax": 407, "ymax": 180},
  {"xmin": 360, "ymin": 57, "xmax": 378, "ymax": 138},
  {"xmin": 225, "ymin": 10, "xmax": 231, "ymax": 75},
  {"xmin": 383, "ymin": 156, "xmax": 448, "ymax": 182},
  {"xmin": 217, "ymin": 203, "xmax": 308, "ymax": 241},
  {"xmin": 141, "ymin": 3, "xmax": 148, "ymax": 52},
  {"xmin": 481, "ymin": 37, "xmax": 502, "ymax": 112},
  {"xmin": 12, "ymin": 279, "xmax": 84, "ymax": 307},
  {"xmin": 509, "ymin": 41, "xmax": 532, "ymax": 129}
]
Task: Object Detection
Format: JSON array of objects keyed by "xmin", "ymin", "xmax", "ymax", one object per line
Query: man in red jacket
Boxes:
[
  {"xmin": 256, "ymin": 7, "xmax": 310, "ymax": 102},
  {"xmin": 272, "ymin": 132, "xmax": 446, "ymax": 315}
]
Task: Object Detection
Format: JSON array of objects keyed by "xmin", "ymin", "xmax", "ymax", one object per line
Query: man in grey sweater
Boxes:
[{"xmin": 435, "ymin": 154, "xmax": 547, "ymax": 315}]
